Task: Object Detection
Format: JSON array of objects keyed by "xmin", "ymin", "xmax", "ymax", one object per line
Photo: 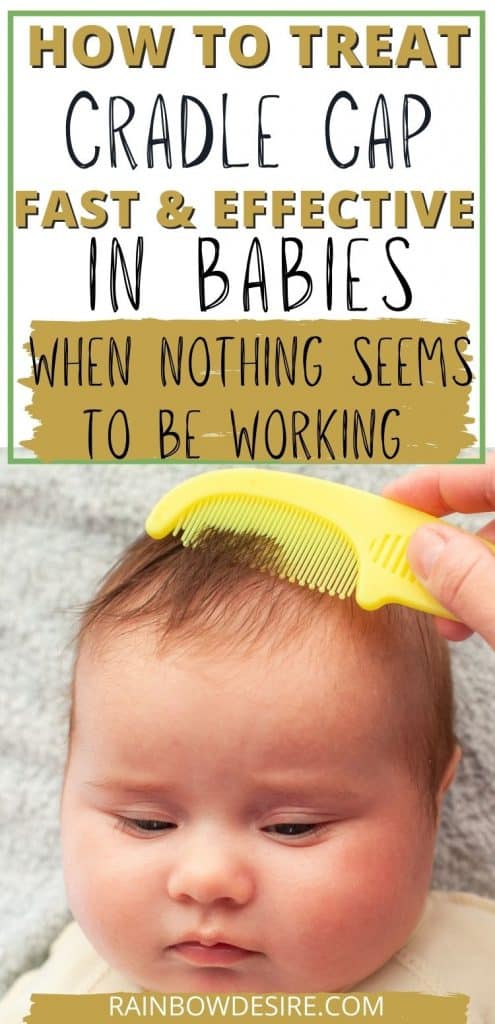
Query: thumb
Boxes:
[{"xmin": 408, "ymin": 525, "xmax": 495, "ymax": 648}]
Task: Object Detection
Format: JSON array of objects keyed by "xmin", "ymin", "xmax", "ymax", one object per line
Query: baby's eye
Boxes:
[
  {"xmin": 263, "ymin": 822, "xmax": 325, "ymax": 837},
  {"xmin": 121, "ymin": 818, "xmax": 177, "ymax": 835}
]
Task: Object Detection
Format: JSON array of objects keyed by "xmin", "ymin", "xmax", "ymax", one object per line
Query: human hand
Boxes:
[{"xmin": 383, "ymin": 454, "xmax": 495, "ymax": 646}]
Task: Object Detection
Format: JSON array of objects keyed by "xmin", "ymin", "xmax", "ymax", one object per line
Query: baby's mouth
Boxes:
[{"xmin": 169, "ymin": 939, "xmax": 256, "ymax": 967}]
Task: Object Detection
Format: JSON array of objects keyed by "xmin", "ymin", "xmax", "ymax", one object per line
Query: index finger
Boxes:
[{"xmin": 382, "ymin": 453, "xmax": 495, "ymax": 516}]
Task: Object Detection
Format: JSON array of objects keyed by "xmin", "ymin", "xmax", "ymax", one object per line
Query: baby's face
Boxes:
[{"xmin": 62, "ymin": 612, "xmax": 437, "ymax": 993}]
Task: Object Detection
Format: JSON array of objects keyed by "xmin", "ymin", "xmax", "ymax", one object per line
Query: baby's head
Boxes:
[{"xmin": 61, "ymin": 528, "xmax": 459, "ymax": 993}]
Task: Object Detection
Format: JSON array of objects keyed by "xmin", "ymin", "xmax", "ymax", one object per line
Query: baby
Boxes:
[{"xmin": 1, "ymin": 524, "xmax": 494, "ymax": 1017}]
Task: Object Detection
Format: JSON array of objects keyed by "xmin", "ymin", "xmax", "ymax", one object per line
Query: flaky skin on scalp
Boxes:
[{"xmin": 75, "ymin": 528, "xmax": 457, "ymax": 817}]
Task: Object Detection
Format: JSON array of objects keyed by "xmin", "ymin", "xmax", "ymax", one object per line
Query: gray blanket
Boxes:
[{"xmin": 1, "ymin": 459, "xmax": 494, "ymax": 995}]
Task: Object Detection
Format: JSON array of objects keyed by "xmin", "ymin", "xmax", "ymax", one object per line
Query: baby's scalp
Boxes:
[{"xmin": 72, "ymin": 528, "xmax": 456, "ymax": 812}]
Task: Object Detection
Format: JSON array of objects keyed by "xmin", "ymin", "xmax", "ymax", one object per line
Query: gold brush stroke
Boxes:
[
  {"xmin": 20, "ymin": 319, "xmax": 475, "ymax": 462},
  {"xmin": 25, "ymin": 991, "xmax": 470, "ymax": 1023}
]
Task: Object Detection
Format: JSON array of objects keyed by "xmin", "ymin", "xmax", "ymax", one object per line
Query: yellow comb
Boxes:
[{"xmin": 145, "ymin": 469, "xmax": 493, "ymax": 621}]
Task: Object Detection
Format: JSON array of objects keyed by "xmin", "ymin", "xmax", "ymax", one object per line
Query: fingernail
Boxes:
[{"xmin": 409, "ymin": 527, "xmax": 448, "ymax": 580}]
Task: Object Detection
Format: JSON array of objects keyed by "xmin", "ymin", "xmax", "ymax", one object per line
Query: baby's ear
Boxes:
[{"xmin": 436, "ymin": 743, "xmax": 462, "ymax": 809}]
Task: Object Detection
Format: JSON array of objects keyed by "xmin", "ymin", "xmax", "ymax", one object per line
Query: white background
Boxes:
[{"xmin": 2, "ymin": 1, "xmax": 491, "ymax": 456}]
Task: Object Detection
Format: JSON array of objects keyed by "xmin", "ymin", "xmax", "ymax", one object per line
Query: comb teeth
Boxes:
[{"xmin": 175, "ymin": 495, "xmax": 358, "ymax": 600}]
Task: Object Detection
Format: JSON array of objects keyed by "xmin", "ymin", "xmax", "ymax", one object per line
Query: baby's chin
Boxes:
[
  {"xmin": 122, "ymin": 965, "xmax": 278, "ymax": 994},
  {"xmin": 117, "ymin": 962, "xmax": 369, "ymax": 994}
]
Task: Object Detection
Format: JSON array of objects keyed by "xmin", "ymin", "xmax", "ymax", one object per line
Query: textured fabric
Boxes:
[
  {"xmin": 1, "ymin": 893, "xmax": 494, "ymax": 1024},
  {"xmin": 1, "ymin": 459, "xmax": 494, "ymax": 996}
]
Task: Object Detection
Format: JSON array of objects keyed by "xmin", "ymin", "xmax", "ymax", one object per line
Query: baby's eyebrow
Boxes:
[
  {"xmin": 249, "ymin": 767, "xmax": 356, "ymax": 789},
  {"xmin": 83, "ymin": 778, "xmax": 175, "ymax": 797},
  {"xmin": 246, "ymin": 772, "xmax": 365, "ymax": 802}
]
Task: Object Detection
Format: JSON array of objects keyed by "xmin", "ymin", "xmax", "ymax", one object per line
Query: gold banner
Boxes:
[
  {"xmin": 21, "ymin": 319, "xmax": 475, "ymax": 462},
  {"xmin": 25, "ymin": 991, "xmax": 469, "ymax": 1023}
]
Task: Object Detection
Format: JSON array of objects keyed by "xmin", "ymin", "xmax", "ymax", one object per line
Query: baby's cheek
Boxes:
[
  {"xmin": 62, "ymin": 808, "xmax": 154, "ymax": 940},
  {"xmin": 269, "ymin": 821, "xmax": 432, "ymax": 980}
]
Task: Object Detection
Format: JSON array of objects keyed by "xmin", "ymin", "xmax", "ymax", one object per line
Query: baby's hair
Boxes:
[{"xmin": 75, "ymin": 529, "xmax": 456, "ymax": 819}]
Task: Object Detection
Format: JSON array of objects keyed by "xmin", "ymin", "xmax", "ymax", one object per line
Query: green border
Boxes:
[
  {"xmin": 7, "ymin": 12, "xmax": 14, "ymax": 464},
  {"xmin": 478, "ymin": 9, "xmax": 486, "ymax": 459},
  {"xmin": 7, "ymin": 9, "xmax": 486, "ymax": 465}
]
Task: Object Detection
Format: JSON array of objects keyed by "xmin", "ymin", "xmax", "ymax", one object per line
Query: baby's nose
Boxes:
[{"xmin": 167, "ymin": 829, "xmax": 255, "ymax": 906}]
